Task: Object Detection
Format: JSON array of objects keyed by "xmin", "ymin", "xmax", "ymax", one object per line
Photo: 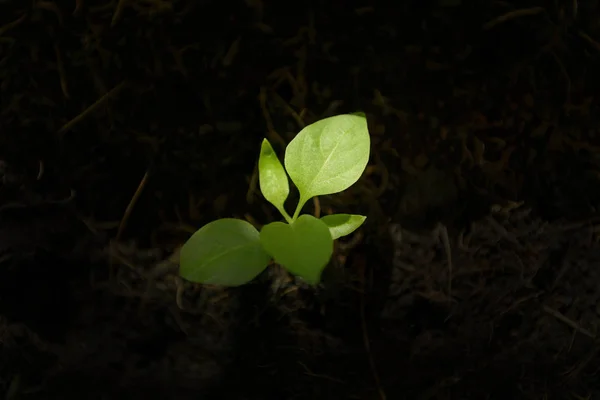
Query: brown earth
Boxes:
[{"xmin": 1, "ymin": 1, "xmax": 600, "ymax": 399}]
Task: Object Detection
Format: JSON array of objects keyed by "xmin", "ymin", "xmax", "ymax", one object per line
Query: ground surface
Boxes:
[{"xmin": 1, "ymin": 0, "xmax": 600, "ymax": 399}]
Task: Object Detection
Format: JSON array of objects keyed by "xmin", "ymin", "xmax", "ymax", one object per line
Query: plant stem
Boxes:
[
  {"xmin": 280, "ymin": 207, "xmax": 293, "ymax": 224},
  {"xmin": 292, "ymin": 196, "xmax": 307, "ymax": 221}
]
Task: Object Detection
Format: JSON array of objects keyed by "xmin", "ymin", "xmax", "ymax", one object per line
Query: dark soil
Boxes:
[{"xmin": 2, "ymin": 0, "xmax": 600, "ymax": 399}]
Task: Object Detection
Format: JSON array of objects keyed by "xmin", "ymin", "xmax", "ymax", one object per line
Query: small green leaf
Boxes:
[
  {"xmin": 284, "ymin": 114, "xmax": 370, "ymax": 213},
  {"xmin": 180, "ymin": 218, "xmax": 271, "ymax": 286},
  {"xmin": 320, "ymin": 214, "xmax": 366, "ymax": 240},
  {"xmin": 260, "ymin": 214, "xmax": 333, "ymax": 285},
  {"xmin": 258, "ymin": 139, "xmax": 290, "ymax": 220}
]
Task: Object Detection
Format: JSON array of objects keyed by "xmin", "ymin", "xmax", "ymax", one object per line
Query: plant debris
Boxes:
[{"xmin": 2, "ymin": 0, "xmax": 600, "ymax": 399}]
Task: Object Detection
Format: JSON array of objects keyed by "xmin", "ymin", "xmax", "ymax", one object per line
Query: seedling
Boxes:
[{"xmin": 179, "ymin": 113, "xmax": 371, "ymax": 286}]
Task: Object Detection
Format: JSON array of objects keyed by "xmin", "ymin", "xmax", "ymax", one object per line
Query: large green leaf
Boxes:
[
  {"xmin": 284, "ymin": 114, "xmax": 370, "ymax": 213},
  {"xmin": 179, "ymin": 218, "xmax": 271, "ymax": 286},
  {"xmin": 258, "ymin": 139, "xmax": 290, "ymax": 220},
  {"xmin": 260, "ymin": 215, "xmax": 333, "ymax": 285},
  {"xmin": 320, "ymin": 213, "xmax": 366, "ymax": 240}
]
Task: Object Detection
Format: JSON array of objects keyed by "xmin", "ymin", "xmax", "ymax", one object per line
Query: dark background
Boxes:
[{"xmin": 1, "ymin": 0, "xmax": 600, "ymax": 399}]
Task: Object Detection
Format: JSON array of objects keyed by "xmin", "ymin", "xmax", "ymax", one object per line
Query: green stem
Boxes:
[
  {"xmin": 279, "ymin": 207, "xmax": 293, "ymax": 224},
  {"xmin": 292, "ymin": 196, "xmax": 307, "ymax": 221}
]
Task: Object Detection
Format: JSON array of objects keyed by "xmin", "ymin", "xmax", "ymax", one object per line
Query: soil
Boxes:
[{"xmin": 1, "ymin": 1, "xmax": 600, "ymax": 399}]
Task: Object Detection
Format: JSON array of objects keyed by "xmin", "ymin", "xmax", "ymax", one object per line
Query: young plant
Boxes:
[{"xmin": 179, "ymin": 113, "xmax": 371, "ymax": 286}]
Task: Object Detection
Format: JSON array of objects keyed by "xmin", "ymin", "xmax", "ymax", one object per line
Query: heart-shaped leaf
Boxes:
[
  {"xmin": 284, "ymin": 114, "xmax": 370, "ymax": 212},
  {"xmin": 260, "ymin": 214, "xmax": 333, "ymax": 285},
  {"xmin": 180, "ymin": 218, "xmax": 271, "ymax": 286},
  {"xmin": 320, "ymin": 213, "xmax": 366, "ymax": 240},
  {"xmin": 258, "ymin": 139, "xmax": 290, "ymax": 220}
]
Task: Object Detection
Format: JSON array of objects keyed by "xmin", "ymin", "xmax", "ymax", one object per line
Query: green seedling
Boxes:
[{"xmin": 179, "ymin": 113, "xmax": 371, "ymax": 286}]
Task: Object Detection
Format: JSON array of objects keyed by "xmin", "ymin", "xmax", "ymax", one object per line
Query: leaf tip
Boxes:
[{"xmin": 260, "ymin": 138, "xmax": 272, "ymax": 153}]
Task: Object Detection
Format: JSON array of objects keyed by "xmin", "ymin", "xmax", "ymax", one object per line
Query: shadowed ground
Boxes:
[{"xmin": 1, "ymin": 1, "xmax": 600, "ymax": 399}]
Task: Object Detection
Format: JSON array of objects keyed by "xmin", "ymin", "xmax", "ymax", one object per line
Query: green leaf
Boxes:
[
  {"xmin": 179, "ymin": 218, "xmax": 271, "ymax": 286},
  {"xmin": 260, "ymin": 214, "xmax": 333, "ymax": 285},
  {"xmin": 320, "ymin": 214, "xmax": 366, "ymax": 240},
  {"xmin": 284, "ymin": 114, "xmax": 370, "ymax": 214},
  {"xmin": 258, "ymin": 139, "xmax": 290, "ymax": 220}
]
